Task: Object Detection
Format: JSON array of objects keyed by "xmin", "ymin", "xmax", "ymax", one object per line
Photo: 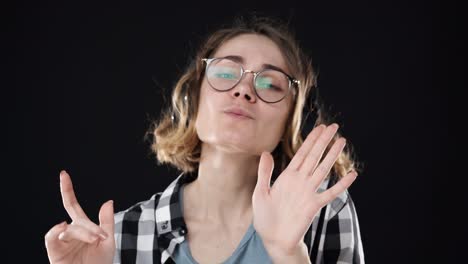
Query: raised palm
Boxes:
[{"xmin": 252, "ymin": 124, "xmax": 358, "ymax": 253}]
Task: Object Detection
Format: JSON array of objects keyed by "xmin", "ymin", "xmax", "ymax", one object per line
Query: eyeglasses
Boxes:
[{"xmin": 202, "ymin": 57, "xmax": 300, "ymax": 103}]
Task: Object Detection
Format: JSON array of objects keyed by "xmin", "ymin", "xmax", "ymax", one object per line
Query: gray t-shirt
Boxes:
[{"xmin": 172, "ymin": 184, "xmax": 273, "ymax": 264}]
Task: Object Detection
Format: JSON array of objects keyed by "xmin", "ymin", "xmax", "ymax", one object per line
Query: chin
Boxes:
[{"xmin": 207, "ymin": 136, "xmax": 256, "ymax": 153}]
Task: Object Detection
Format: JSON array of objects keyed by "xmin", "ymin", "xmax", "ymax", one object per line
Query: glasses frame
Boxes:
[{"xmin": 202, "ymin": 57, "xmax": 300, "ymax": 104}]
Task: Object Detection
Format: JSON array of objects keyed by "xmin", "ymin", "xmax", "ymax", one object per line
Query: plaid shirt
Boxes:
[{"xmin": 114, "ymin": 171, "xmax": 365, "ymax": 263}]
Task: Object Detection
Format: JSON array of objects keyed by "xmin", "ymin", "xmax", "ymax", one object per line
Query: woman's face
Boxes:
[{"xmin": 195, "ymin": 33, "xmax": 294, "ymax": 155}]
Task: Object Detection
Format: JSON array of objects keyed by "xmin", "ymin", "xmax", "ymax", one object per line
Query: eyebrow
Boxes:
[{"xmin": 222, "ymin": 55, "xmax": 292, "ymax": 77}]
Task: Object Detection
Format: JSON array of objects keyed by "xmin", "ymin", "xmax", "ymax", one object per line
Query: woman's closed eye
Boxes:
[
  {"xmin": 256, "ymin": 78, "xmax": 282, "ymax": 91},
  {"xmin": 214, "ymin": 72, "xmax": 238, "ymax": 79}
]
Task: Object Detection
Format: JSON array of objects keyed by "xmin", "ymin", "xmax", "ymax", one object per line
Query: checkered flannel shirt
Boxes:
[{"xmin": 113, "ymin": 172, "xmax": 365, "ymax": 263}]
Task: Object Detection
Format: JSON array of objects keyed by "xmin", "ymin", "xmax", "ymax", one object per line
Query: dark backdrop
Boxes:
[{"xmin": 8, "ymin": 1, "xmax": 449, "ymax": 263}]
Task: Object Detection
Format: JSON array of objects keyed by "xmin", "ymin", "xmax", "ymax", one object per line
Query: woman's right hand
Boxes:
[{"xmin": 45, "ymin": 170, "xmax": 115, "ymax": 264}]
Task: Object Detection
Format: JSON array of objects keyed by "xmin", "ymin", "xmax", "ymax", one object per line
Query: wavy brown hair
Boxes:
[{"xmin": 146, "ymin": 15, "xmax": 360, "ymax": 182}]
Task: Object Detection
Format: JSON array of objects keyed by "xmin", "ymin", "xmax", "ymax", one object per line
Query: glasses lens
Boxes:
[
  {"xmin": 255, "ymin": 70, "xmax": 290, "ymax": 103},
  {"xmin": 206, "ymin": 59, "xmax": 242, "ymax": 91}
]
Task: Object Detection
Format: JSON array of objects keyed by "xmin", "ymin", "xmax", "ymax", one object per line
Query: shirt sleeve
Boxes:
[
  {"xmin": 321, "ymin": 194, "xmax": 365, "ymax": 263},
  {"xmin": 113, "ymin": 211, "xmax": 125, "ymax": 264}
]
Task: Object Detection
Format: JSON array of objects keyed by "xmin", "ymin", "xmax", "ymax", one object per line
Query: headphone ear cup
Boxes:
[{"xmin": 300, "ymin": 87, "xmax": 319, "ymax": 139}]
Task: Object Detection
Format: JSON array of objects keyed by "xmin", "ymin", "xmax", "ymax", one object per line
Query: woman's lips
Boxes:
[
  {"xmin": 222, "ymin": 106, "xmax": 254, "ymax": 119},
  {"xmin": 224, "ymin": 112, "xmax": 253, "ymax": 120}
]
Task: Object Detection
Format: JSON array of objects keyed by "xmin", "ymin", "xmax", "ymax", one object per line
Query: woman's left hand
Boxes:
[{"xmin": 252, "ymin": 123, "xmax": 358, "ymax": 255}]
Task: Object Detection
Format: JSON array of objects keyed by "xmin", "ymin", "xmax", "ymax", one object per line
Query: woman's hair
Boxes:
[{"xmin": 146, "ymin": 14, "xmax": 360, "ymax": 182}]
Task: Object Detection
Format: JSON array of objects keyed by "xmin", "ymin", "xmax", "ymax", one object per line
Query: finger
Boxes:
[
  {"xmin": 300, "ymin": 124, "xmax": 339, "ymax": 176},
  {"xmin": 58, "ymin": 223, "xmax": 101, "ymax": 243},
  {"xmin": 60, "ymin": 170, "xmax": 90, "ymax": 221},
  {"xmin": 287, "ymin": 124, "xmax": 326, "ymax": 171},
  {"xmin": 309, "ymin": 137, "xmax": 347, "ymax": 189},
  {"xmin": 98, "ymin": 200, "xmax": 114, "ymax": 240},
  {"xmin": 255, "ymin": 152, "xmax": 274, "ymax": 197},
  {"xmin": 44, "ymin": 221, "xmax": 68, "ymax": 249},
  {"xmin": 74, "ymin": 217, "xmax": 109, "ymax": 240},
  {"xmin": 318, "ymin": 171, "xmax": 358, "ymax": 206}
]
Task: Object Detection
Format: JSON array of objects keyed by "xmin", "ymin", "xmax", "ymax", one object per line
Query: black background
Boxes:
[{"xmin": 8, "ymin": 0, "xmax": 452, "ymax": 263}]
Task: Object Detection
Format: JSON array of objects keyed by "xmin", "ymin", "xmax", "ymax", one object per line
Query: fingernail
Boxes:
[
  {"xmin": 58, "ymin": 232, "xmax": 65, "ymax": 240},
  {"xmin": 98, "ymin": 232, "xmax": 108, "ymax": 240},
  {"xmin": 59, "ymin": 170, "xmax": 66, "ymax": 180}
]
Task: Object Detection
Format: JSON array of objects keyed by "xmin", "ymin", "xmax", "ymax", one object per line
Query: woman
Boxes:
[{"xmin": 45, "ymin": 16, "xmax": 364, "ymax": 263}]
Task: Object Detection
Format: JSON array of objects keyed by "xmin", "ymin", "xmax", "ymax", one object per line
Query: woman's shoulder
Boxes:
[
  {"xmin": 114, "ymin": 192, "xmax": 163, "ymax": 224},
  {"xmin": 114, "ymin": 171, "xmax": 188, "ymax": 223},
  {"xmin": 318, "ymin": 174, "xmax": 352, "ymax": 220}
]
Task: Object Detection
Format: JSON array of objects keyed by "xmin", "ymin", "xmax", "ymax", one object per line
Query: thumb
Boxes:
[
  {"xmin": 255, "ymin": 151, "xmax": 274, "ymax": 197},
  {"xmin": 99, "ymin": 200, "xmax": 114, "ymax": 238}
]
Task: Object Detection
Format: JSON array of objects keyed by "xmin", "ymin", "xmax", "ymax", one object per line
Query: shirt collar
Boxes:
[{"xmin": 155, "ymin": 171, "xmax": 195, "ymax": 263}]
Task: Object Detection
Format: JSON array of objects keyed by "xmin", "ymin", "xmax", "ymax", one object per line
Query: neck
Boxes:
[{"xmin": 184, "ymin": 143, "xmax": 260, "ymax": 226}]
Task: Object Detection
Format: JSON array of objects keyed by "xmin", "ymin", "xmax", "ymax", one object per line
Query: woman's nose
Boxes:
[{"xmin": 230, "ymin": 71, "xmax": 257, "ymax": 103}]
